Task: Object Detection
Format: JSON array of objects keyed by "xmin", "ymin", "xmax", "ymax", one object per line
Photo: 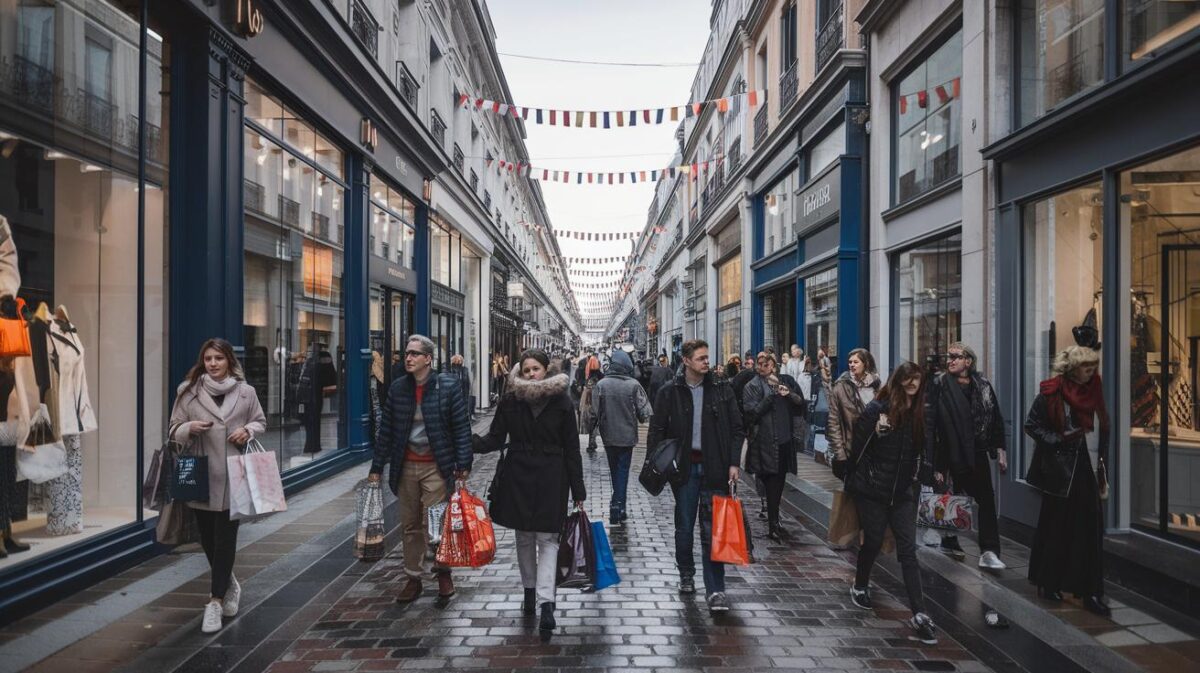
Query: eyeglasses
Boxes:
[
  {"xmin": 405, "ymin": 349, "xmax": 430, "ymax": 358},
  {"xmin": 946, "ymin": 353, "xmax": 968, "ymax": 361}
]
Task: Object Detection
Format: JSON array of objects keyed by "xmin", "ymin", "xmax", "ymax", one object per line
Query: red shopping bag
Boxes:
[
  {"xmin": 436, "ymin": 486, "xmax": 496, "ymax": 568},
  {"xmin": 710, "ymin": 485, "xmax": 750, "ymax": 566}
]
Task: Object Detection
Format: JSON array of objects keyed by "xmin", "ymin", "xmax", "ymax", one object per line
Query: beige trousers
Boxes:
[{"xmin": 398, "ymin": 459, "xmax": 449, "ymax": 579}]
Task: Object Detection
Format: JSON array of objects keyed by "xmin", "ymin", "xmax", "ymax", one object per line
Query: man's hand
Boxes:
[
  {"xmin": 728, "ymin": 466, "xmax": 740, "ymax": 483},
  {"xmin": 455, "ymin": 469, "xmax": 471, "ymax": 481},
  {"xmin": 997, "ymin": 449, "xmax": 1008, "ymax": 474},
  {"xmin": 934, "ymin": 471, "xmax": 945, "ymax": 484},
  {"xmin": 367, "ymin": 472, "xmax": 381, "ymax": 483}
]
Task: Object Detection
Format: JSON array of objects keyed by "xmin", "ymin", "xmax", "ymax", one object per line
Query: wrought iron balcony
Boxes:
[
  {"xmin": 278, "ymin": 195, "xmax": 301, "ymax": 227},
  {"xmin": 728, "ymin": 137, "xmax": 742, "ymax": 174},
  {"xmin": 452, "ymin": 144, "xmax": 464, "ymax": 172},
  {"xmin": 311, "ymin": 211, "xmax": 331, "ymax": 241},
  {"xmin": 816, "ymin": 2, "xmax": 844, "ymax": 73},
  {"xmin": 244, "ymin": 180, "xmax": 266, "ymax": 213},
  {"xmin": 395, "ymin": 61, "xmax": 418, "ymax": 109},
  {"xmin": 754, "ymin": 105, "xmax": 769, "ymax": 148},
  {"xmin": 8, "ymin": 55, "xmax": 54, "ymax": 113},
  {"xmin": 470, "ymin": 170, "xmax": 479, "ymax": 193},
  {"xmin": 483, "ymin": 190, "xmax": 492, "ymax": 210},
  {"xmin": 430, "ymin": 108, "xmax": 446, "ymax": 148},
  {"xmin": 779, "ymin": 60, "xmax": 799, "ymax": 112},
  {"xmin": 350, "ymin": 0, "xmax": 379, "ymax": 60}
]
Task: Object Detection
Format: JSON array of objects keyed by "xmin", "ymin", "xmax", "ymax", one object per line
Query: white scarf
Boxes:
[{"xmin": 201, "ymin": 374, "xmax": 239, "ymax": 418}]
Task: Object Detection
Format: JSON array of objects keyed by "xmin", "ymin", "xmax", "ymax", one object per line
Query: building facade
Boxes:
[{"xmin": 0, "ymin": 0, "xmax": 577, "ymax": 624}]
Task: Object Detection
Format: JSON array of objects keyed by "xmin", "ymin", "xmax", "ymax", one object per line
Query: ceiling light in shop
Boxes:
[
  {"xmin": 45, "ymin": 150, "xmax": 70, "ymax": 160},
  {"xmin": 80, "ymin": 163, "xmax": 104, "ymax": 173}
]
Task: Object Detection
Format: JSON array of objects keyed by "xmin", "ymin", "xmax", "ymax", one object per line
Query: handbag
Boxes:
[
  {"xmin": 590, "ymin": 520, "xmax": 621, "ymax": 590},
  {"xmin": 918, "ymin": 491, "xmax": 974, "ymax": 531},
  {"xmin": 354, "ymin": 479, "xmax": 386, "ymax": 562},
  {"xmin": 16, "ymin": 442, "xmax": 67, "ymax": 484},
  {"xmin": 710, "ymin": 482, "xmax": 750, "ymax": 566},
  {"xmin": 638, "ymin": 438, "xmax": 682, "ymax": 496},
  {"xmin": 556, "ymin": 507, "xmax": 595, "ymax": 587},
  {"xmin": 170, "ymin": 444, "xmax": 210, "ymax": 503},
  {"xmin": 242, "ymin": 439, "xmax": 287, "ymax": 516},
  {"xmin": 1096, "ymin": 454, "xmax": 1109, "ymax": 500},
  {"xmin": 0, "ymin": 296, "xmax": 32, "ymax": 357},
  {"xmin": 142, "ymin": 439, "xmax": 180, "ymax": 511}
]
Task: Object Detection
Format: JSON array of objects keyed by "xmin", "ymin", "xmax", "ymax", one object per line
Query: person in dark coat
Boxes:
[
  {"xmin": 742, "ymin": 352, "xmax": 805, "ymax": 540},
  {"xmin": 1024, "ymin": 345, "xmax": 1110, "ymax": 616},
  {"xmin": 843, "ymin": 361, "xmax": 938, "ymax": 646},
  {"xmin": 448, "ymin": 354, "xmax": 472, "ymax": 416},
  {"xmin": 648, "ymin": 355, "xmax": 674, "ymax": 410},
  {"xmin": 473, "ymin": 349, "xmax": 585, "ymax": 634}
]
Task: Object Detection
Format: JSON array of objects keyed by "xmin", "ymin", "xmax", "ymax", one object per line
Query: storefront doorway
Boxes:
[{"xmin": 369, "ymin": 285, "xmax": 415, "ymax": 389}]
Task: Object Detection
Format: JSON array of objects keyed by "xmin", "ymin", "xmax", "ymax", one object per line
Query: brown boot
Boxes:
[
  {"xmin": 437, "ymin": 571, "xmax": 455, "ymax": 598},
  {"xmin": 395, "ymin": 578, "xmax": 422, "ymax": 603}
]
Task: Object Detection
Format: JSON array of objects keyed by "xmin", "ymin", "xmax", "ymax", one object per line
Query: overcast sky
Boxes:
[{"xmin": 487, "ymin": 0, "xmax": 712, "ymax": 321}]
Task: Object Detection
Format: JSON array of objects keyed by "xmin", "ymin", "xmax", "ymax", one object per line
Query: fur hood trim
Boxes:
[{"xmin": 506, "ymin": 364, "xmax": 570, "ymax": 402}]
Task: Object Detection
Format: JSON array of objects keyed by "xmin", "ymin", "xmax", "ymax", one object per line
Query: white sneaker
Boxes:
[
  {"xmin": 222, "ymin": 574, "xmax": 241, "ymax": 617},
  {"xmin": 201, "ymin": 601, "xmax": 223, "ymax": 633},
  {"xmin": 979, "ymin": 551, "xmax": 1007, "ymax": 570}
]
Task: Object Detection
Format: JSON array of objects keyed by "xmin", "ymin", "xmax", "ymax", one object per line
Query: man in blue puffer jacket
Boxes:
[{"xmin": 369, "ymin": 334, "xmax": 472, "ymax": 603}]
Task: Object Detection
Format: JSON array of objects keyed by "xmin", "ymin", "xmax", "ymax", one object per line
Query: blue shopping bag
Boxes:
[{"xmin": 590, "ymin": 520, "xmax": 621, "ymax": 591}]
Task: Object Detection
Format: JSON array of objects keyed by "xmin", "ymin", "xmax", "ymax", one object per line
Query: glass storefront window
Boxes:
[
  {"xmin": 0, "ymin": 0, "xmax": 168, "ymax": 568},
  {"xmin": 1123, "ymin": 144, "xmax": 1200, "ymax": 544},
  {"xmin": 716, "ymin": 253, "xmax": 742, "ymax": 362},
  {"xmin": 894, "ymin": 232, "xmax": 962, "ymax": 372},
  {"xmin": 894, "ymin": 28, "xmax": 962, "ymax": 204},
  {"xmin": 1019, "ymin": 0, "xmax": 1106, "ymax": 125},
  {"xmin": 718, "ymin": 307, "xmax": 741, "ymax": 364},
  {"xmin": 1125, "ymin": 0, "xmax": 1200, "ymax": 62},
  {"xmin": 243, "ymin": 80, "xmax": 347, "ymax": 471},
  {"xmin": 805, "ymin": 267, "xmax": 838, "ymax": 369},
  {"xmin": 761, "ymin": 168, "xmax": 799, "ymax": 258},
  {"xmin": 809, "ymin": 122, "xmax": 845, "ymax": 177},
  {"xmin": 762, "ymin": 284, "xmax": 796, "ymax": 357},
  {"xmin": 369, "ymin": 174, "xmax": 416, "ymax": 268},
  {"xmin": 1021, "ymin": 181, "xmax": 1103, "ymax": 475},
  {"xmin": 717, "ymin": 253, "xmax": 742, "ymax": 308}
]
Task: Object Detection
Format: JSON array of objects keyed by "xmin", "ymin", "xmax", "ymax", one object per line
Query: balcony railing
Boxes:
[
  {"xmin": 815, "ymin": 2, "xmax": 844, "ymax": 73},
  {"xmin": 350, "ymin": 0, "xmax": 379, "ymax": 60},
  {"xmin": 311, "ymin": 211, "xmax": 331, "ymax": 242},
  {"xmin": 470, "ymin": 170, "xmax": 479, "ymax": 192},
  {"xmin": 430, "ymin": 108, "xmax": 446, "ymax": 148},
  {"xmin": 452, "ymin": 143, "xmax": 464, "ymax": 172},
  {"xmin": 728, "ymin": 137, "xmax": 742, "ymax": 174},
  {"xmin": 82, "ymin": 90, "xmax": 115, "ymax": 137},
  {"xmin": 395, "ymin": 61, "xmax": 419, "ymax": 109},
  {"xmin": 754, "ymin": 105, "xmax": 769, "ymax": 147},
  {"xmin": 244, "ymin": 180, "xmax": 265, "ymax": 213},
  {"xmin": 278, "ymin": 195, "xmax": 300, "ymax": 227},
  {"xmin": 483, "ymin": 190, "xmax": 492, "ymax": 210},
  {"xmin": 779, "ymin": 60, "xmax": 799, "ymax": 112},
  {"xmin": 9, "ymin": 55, "xmax": 54, "ymax": 113}
]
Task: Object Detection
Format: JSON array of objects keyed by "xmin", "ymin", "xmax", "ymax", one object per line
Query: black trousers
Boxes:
[
  {"xmin": 854, "ymin": 495, "xmax": 926, "ymax": 616},
  {"xmin": 944, "ymin": 455, "xmax": 1001, "ymax": 554},
  {"xmin": 193, "ymin": 509, "xmax": 240, "ymax": 599},
  {"xmin": 0, "ymin": 446, "xmax": 13, "ymax": 529},
  {"xmin": 758, "ymin": 442, "xmax": 791, "ymax": 527}
]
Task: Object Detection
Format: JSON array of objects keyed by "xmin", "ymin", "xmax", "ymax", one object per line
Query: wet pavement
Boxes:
[{"xmin": 2, "ymin": 414, "xmax": 1198, "ymax": 672}]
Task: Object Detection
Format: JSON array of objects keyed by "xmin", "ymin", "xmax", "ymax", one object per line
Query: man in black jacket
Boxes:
[
  {"xmin": 648, "ymin": 339, "xmax": 745, "ymax": 613},
  {"xmin": 926, "ymin": 342, "xmax": 1007, "ymax": 568},
  {"xmin": 648, "ymin": 354, "xmax": 673, "ymax": 404}
]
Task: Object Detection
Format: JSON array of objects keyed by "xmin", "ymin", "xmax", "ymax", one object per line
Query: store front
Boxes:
[
  {"xmin": 891, "ymin": 232, "xmax": 962, "ymax": 372},
  {"xmin": 986, "ymin": 1, "xmax": 1200, "ymax": 613},
  {"xmin": 714, "ymin": 223, "xmax": 743, "ymax": 364},
  {"xmin": 366, "ymin": 172, "xmax": 419, "ymax": 392}
]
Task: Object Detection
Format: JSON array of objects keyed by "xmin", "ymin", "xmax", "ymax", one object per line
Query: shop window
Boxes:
[
  {"xmin": 242, "ymin": 81, "xmax": 347, "ymax": 470},
  {"xmin": 805, "ymin": 267, "xmax": 839, "ymax": 369},
  {"xmin": 809, "ymin": 122, "xmax": 845, "ymax": 178},
  {"xmin": 1123, "ymin": 144, "xmax": 1200, "ymax": 545},
  {"xmin": 717, "ymin": 254, "xmax": 742, "ymax": 362},
  {"xmin": 369, "ymin": 174, "xmax": 416, "ymax": 268},
  {"xmin": 894, "ymin": 28, "xmax": 962, "ymax": 204},
  {"xmin": 763, "ymin": 284, "xmax": 796, "ymax": 357},
  {"xmin": 760, "ymin": 167, "xmax": 799, "ymax": 258},
  {"xmin": 1125, "ymin": 0, "xmax": 1200, "ymax": 62},
  {"xmin": 0, "ymin": 0, "xmax": 169, "ymax": 567},
  {"xmin": 1020, "ymin": 182, "xmax": 1103, "ymax": 476},
  {"xmin": 894, "ymin": 232, "xmax": 962, "ymax": 372},
  {"xmin": 1018, "ymin": 0, "xmax": 1105, "ymax": 125}
]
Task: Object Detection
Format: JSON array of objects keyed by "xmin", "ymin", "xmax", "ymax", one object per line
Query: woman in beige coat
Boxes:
[{"xmin": 168, "ymin": 338, "xmax": 266, "ymax": 633}]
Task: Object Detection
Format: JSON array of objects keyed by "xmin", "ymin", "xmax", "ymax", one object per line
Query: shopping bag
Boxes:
[
  {"xmin": 917, "ymin": 491, "xmax": 974, "ymax": 531},
  {"xmin": 436, "ymin": 486, "xmax": 496, "ymax": 568},
  {"xmin": 227, "ymin": 452, "xmax": 257, "ymax": 521},
  {"xmin": 155, "ymin": 499, "xmax": 199, "ymax": 545},
  {"xmin": 354, "ymin": 479, "xmax": 386, "ymax": 562},
  {"xmin": 16, "ymin": 442, "xmax": 67, "ymax": 484},
  {"xmin": 427, "ymin": 501, "xmax": 448, "ymax": 545},
  {"xmin": 710, "ymin": 486, "xmax": 750, "ymax": 566},
  {"xmin": 170, "ymin": 451, "xmax": 209, "ymax": 503},
  {"xmin": 243, "ymin": 440, "xmax": 287, "ymax": 515},
  {"xmin": 590, "ymin": 520, "xmax": 621, "ymax": 590},
  {"xmin": 556, "ymin": 508, "xmax": 595, "ymax": 587},
  {"xmin": 142, "ymin": 440, "xmax": 179, "ymax": 511},
  {"xmin": 828, "ymin": 489, "xmax": 860, "ymax": 546}
]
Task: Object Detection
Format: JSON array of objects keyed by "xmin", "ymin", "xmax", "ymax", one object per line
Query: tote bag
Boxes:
[{"xmin": 243, "ymin": 439, "xmax": 287, "ymax": 516}]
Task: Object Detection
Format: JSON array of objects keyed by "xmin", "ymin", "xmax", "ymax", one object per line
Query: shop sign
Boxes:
[
  {"xmin": 369, "ymin": 258, "xmax": 417, "ymax": 293},
  {"xmin": 797, "ymin": 164, "xmax": 840, "ymax": 234},
  {"xmin": 507, "ymin": 281, "xmax": 525, "ymax": 299},
  {"xmin": 227, "ymin": 0, "xmax": 264, "ymax": 38}
]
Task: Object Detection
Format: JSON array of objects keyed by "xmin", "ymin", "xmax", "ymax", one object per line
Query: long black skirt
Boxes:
[{"xmin": 1028, "ymin": 449, "xmax": 1104, "ymax": 597}]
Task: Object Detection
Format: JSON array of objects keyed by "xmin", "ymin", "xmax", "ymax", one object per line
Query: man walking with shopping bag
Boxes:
[
  {"xmin": 368, "ymin": 335, "xmax": 473, "ymax": 603},
  {"xmin": 647, "ymin": 339, "xmax": 744, "ymax": 613}
]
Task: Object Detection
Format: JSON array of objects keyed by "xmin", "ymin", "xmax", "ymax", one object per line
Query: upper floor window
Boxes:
[
  {"xmin": 760, "ymin": 166, "xmax": 799, "ymax": 259},
  {"xmin": 893, "ymin": 27, "xmax": 962, "ymax": 204},
  {"xmin": 1125, "ymin": 0, "xmax": 1200, "ymax": 62},
  {"xmin": 780, "ymin": 1, "xmax": 798, "ymax": 67},
  {"xmin": 1018, "ymin": 0, "xmax": 1105, "ymax": 125}
]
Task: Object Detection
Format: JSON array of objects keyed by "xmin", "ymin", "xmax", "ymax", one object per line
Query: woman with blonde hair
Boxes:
[{"xmin": 1024, "ymin": 345, "xmax": 1110, "ymax": 616}]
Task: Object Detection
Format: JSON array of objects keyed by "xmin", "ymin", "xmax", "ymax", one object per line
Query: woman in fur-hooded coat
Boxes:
[{"xmin": 474, "ymin": 350, "xmax": 586, "ymax": 534}]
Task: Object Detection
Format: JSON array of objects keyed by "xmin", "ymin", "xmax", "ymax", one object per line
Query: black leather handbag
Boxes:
[{"xmin": 638, "ymin": 438, "xmax": 682, "ymax": 496}]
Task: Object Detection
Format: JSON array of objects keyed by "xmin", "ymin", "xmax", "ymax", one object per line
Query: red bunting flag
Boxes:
[
  {"xmin": 952, "ymin": 77, "xmax": 961, "ymax": 99},
  {"xmin": 899, "ymin": 95, "xmax": 907, "ymax": 114},
  {"xmin": 917, "ymin": 90, "xmax": 928, "ymax": 108},
  {"xmin": 935, "ymin": 84, "xmax": 949, "ymax": 105}
]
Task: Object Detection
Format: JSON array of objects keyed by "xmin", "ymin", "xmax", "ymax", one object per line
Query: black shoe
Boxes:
[
  {"xmin": 539, "ymin": 602, "xmax": 556, "ymax": 632},
  {"xmin": 940, "ymin": 536, "xmax": 966, "ymax": 560},
  {"xmin": 1037, "ymin": 586, "xmax": 1064, "ymax": 602},
  {"xmin": 849, "ymin": 585, "xmax": 873, "ymax": 610},
  {"xmin": 1083, "ymin": 595, "xmax": 1111, "ymax": 617},
  {"xmin": 609, "ymin": 512, "xmax": 621, "ymax": 526},
  {"xmin": 758, "ymin": 498, "xmax": 768, "ymax": 520},
  {"xmin": 586, "ymin": 444, "xmax": 597, "ymax": 454},
  {"xmin": 3, "ymin": 535, "xmax": 30, "ymax": 554},
  {"xmin": 522, "ymin": 588, "xmax": 536, "ymax": 616},
  {"xmin": 679, "ymin": 577, "xmax": 696, "ymax": 594},
  {"xmin": 706, "ymin": 592, "xmax": 731, "ymax": 612},
  {"xmin": 619, "ymin": 510, "xmax": 628, "ymax": 523},
  {"xmin": 768, "ymin": 525, "xmax": 782, "ymax": 541},
  {"xmin": 908, "ymin": 613, "xmax": 938, "ymax": 645}
]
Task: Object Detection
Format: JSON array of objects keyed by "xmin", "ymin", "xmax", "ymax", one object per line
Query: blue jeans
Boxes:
[
  {"xmin": 671, "ymin": 462, "xmax": 725, "ymax": 594},
  {"xmin": 605, "ymin": 446, "xmax": 632, "ymax": 517}
]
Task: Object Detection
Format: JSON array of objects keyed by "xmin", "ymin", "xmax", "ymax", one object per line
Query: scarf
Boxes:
[
  {"xmin": 201, "ymin": 374, "xmax": 239, "ymax": 418},
  {"xmin": 1061, "ymin": 374, "xmax": 1105, "ymax": 432}
]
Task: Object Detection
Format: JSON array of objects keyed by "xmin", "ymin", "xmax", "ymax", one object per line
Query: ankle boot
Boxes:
[
  {"xmin": 3, "ymin": 527, "xmax": 29, "ymax": 553},
  {"xmin": 1083, "ymin": 594, "xmax": 1111, "ymax": 617},
  {"xmin": 539, "ymin": 602, "xmax": 556, "ymax": 632},
  {"xmin": 522, "ymin": 588, "xmax": 536, "ymax": 616}
]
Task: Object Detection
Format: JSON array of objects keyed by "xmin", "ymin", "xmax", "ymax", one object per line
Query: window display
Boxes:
[
  {"xmin": 0, "ymin": 0, "xmax": 168, "ymax": 569},
  {"xmin": 762, "ymin": 284, "xmax": 796, "ymax": 357},
  {"xmin": 1021, "ymin": 182, "xmax": 1103, "ymax": 475},
  {"xmin": 369, "ymin": 174, "xmax": 417, "ymax": 269},
  {"xmin": 894, "ymin": 232, "xmax": 962, "ymax": 371},
  {"xmin": 717, "ymin": 254, "xmax": 742, "ymax": 362},
  {"xmin": 804, "ymin": 267, "xmax": 838, "ymax": 370},
  {"xmin": 894, "ymin": 28, "xmax": 962, "ymax": 203},
  {"xmin": 243, "ymin": 79, "xmax": 346, "ymax": 470}
]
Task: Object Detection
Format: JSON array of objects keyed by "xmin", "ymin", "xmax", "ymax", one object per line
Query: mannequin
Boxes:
[
  {"xmin": 45, "ymin": 304, "xmax": 95, "ymax": 536},
  {"xmin": 0, "ymin": 216, "xmax": 29, "ymax": 555}
]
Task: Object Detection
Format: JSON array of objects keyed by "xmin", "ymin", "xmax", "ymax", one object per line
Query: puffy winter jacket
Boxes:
[
  {"xmin": 370, "ymin": 372, "xmax": 473, "ymax": 496},
  {"xmin": 845, "ymin": 399, "xmax": 925, "ymax": 505}
]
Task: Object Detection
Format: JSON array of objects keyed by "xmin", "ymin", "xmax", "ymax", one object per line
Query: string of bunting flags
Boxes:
[
  {"xmin": 564, "ymin": 256, "xmax": 628, "ymax": 264},
  {"xmin": 459, "ymin": 89, "xmax": 766, "ymax": 128},
  {"xmin": 567, "ymin": 269, "xmax": 626, "ymax": 277},
  {"xmin": 555, "ymin": 230, "xmax": 640, "ymax": 240},
  {"xmin": 488, "ymin": 155, "xmax": 731, "ymax": 186},
  {"xmin": 897, "ymin": 77, "xmax": 961, "ymax": 114}
]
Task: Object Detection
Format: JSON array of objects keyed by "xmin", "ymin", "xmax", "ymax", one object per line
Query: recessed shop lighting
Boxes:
[
  {"xmin": 332, "ymin": 199, "xmax": 340, "ymax": 210},
  {"xmin": 45, "ymin": 150, "xmax": 70, "ymax": 160},
  {"xmin": 317, "ymin": 185, "xmax": 324, "ymax": 197},
  {"xmin": 80, "ymin": 163, "xmax": 104, "ymax": 173},
  {"xmin": 0, "ymin": 131, "xmax": 15, "ymax": 141}
]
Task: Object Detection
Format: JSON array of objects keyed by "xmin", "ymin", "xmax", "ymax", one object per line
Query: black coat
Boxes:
[
  {"xmin": 731, "ymin": 367, "xmax": 756, "ymax": 410},
  {"xmin": 474, "ymin": 373, "xmax": 585, "ymax": 534},
  {"xmin": 648, "ymin": 365, "xmax": 673, "ymax": 404},
  {"xmin": 742, "ymin": 374, "xmax": 804, "ymax": 476},
  {"xmin": 647, "ymin": 372, "xmax": 745, "ymax": 491},
  {"xmin": 845, "ymin": 399, "xmax": 926, "ymax": 505},
  {"xmin": 926, "ymin": 371, "xmax": 1005, "ymax": 473}
]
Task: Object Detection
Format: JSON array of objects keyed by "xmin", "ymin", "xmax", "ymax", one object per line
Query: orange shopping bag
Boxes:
[
  {"xmin": 436, "ymin": 485, "xmax": 496, "ymax": 568},
  {"xmin": 710, "ymin": 482, "xmax": 750, "ymax": 566}
]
